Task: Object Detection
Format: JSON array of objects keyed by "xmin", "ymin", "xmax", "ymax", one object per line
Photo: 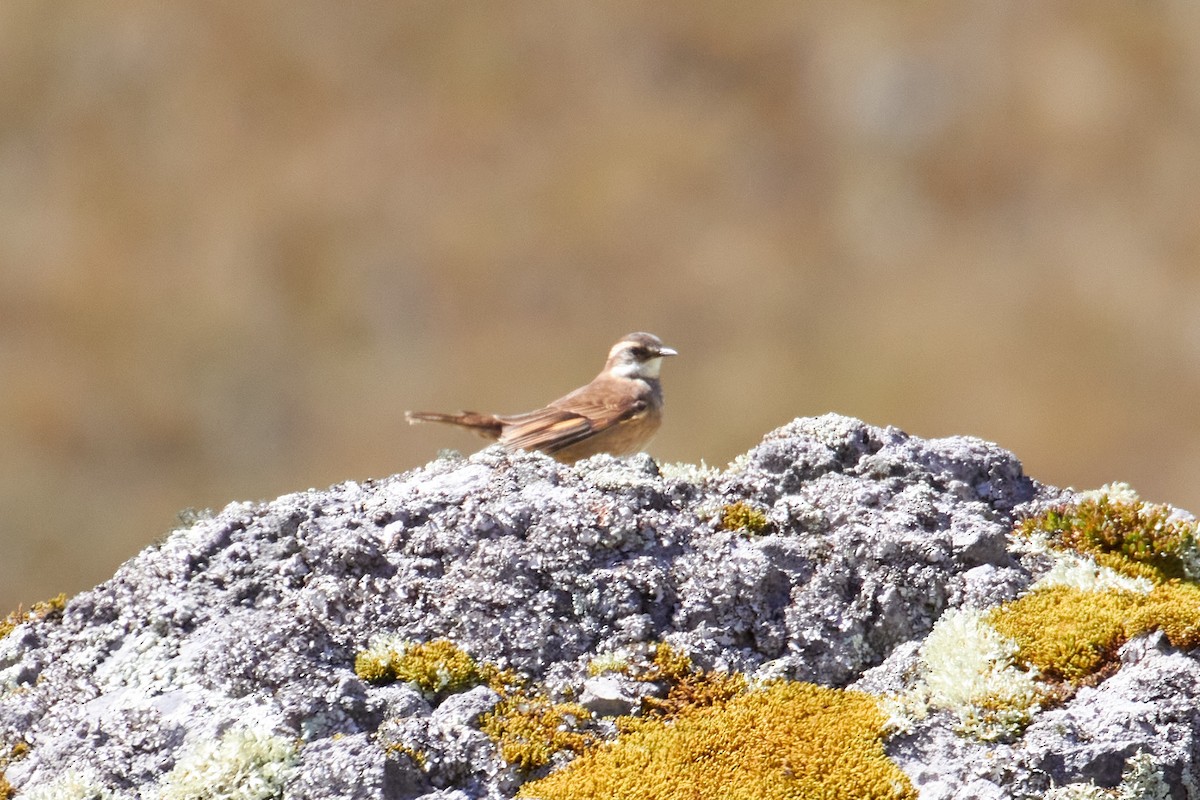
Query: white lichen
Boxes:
[
  {"xmin": 154, "ymin": 726, "xmax": 298, "ymax": 800},
  {"xmin": 1117, "ymin": 752, "xmax": 1172, "ymax": 800},
  {"xmin": 16, "ymin": 769, "xmax": 113, "ymax": 800},
  {"xmin": 1032, "ymin": 551, "xmax": 1155, "ymax": 595},
  {"xmin": 1043, "ymin": 785, "xmax": 1110, "ymax": 800},
  {"xmin": 658, "ymin": 460, "xmax": 724, "ymax": 484},
  {"xmin": 1073, "ymin": 482, "xmax": 1142, "ymax": 505},
  {"xmin": 906, "ymin": 607, "xmax": 1046, "ymax": 741},
  {"xmin": 725, "ymin": 452, "xmax": 754, "ymax": 474},
  {"xmin": 358, "ymin": 634, "xmax": 407, "ymax": 664},
  {"xmin": 0, "ymin": 634, "xmax": 28, "ymax": 694},
  {"xmin": 1043, "ymin": 750, "xmax": 1170, "ymax": 800},
  {"xmin": 587, "ymin": 651, "xmax": 632, "ymax": 676}
]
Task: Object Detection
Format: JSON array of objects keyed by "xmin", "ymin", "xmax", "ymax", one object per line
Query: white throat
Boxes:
[{"xmin": 611, "ymin": 357, "xmax": 663, "ymax": 380}]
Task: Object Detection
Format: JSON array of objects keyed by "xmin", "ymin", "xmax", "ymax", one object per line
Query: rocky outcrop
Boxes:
[{"xmin": 1, "ymin": 415, "xmax": 1196, "ymax": 799}]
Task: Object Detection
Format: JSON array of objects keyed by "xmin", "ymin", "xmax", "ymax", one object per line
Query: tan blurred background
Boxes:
[{"xmin": 2, "ymin": 2, "xmax": 1199, "ymax": 612}]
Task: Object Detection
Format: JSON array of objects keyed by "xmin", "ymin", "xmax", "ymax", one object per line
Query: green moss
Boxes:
[
  {"xmin": 0, "ymin": 594, "xmax": 67, "ymax": 640},
  {"xmin": 1019, "ymin": 496, "xmax": 1198, "ymax": 582},
  {"xmin": 354, "ymin": 638, "xmax": 487, "ymax": 699},
  {"xmin": 718, "ymin": 502, "xmax": 769, "ymax": 534},
  {"xmin": 517, "ymin": 681, "xmax": 915, "ymax": 800}
]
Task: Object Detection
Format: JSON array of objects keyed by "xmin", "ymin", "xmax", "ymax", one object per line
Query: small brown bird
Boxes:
[{"xmin": 406, "ymin": 332, "xmax": 677, "ymax": 463}]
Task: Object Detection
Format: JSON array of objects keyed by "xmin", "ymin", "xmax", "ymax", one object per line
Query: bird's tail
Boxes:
[{"xmin": 405, "ymin": 410, "xmax": 504, "ymax": 440}]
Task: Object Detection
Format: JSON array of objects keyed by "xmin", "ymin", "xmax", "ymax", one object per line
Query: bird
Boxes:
[{"xmin": 406, "ymin": 332, "xmax": 677, "ymax": 464}]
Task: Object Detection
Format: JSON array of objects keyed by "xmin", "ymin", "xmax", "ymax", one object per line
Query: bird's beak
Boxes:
[{"xmin": 657, "ymin": 346, "xmax": 678, "ymax": 357}]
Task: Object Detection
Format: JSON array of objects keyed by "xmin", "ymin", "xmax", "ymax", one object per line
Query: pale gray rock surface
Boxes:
[{"xmin": 0, "ymin": 414, "xmax": 1196, "ymax": 798}]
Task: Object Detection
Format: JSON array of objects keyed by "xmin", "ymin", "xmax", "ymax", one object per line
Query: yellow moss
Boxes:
[
  {"xmin": 1135, "ymin": 581, "xmax": 1200, "ymax": 649},
  {"xmin": 595, "ymin": 642, "xmax": 746, "ymax": 722},
  {"xmin": 355, "ymin": 637, "xmax": 585, "ymax": 773},
  {"xmin": 1089, "ymin": 551, "xmax": 1163, "ymax": 585},
  {"xmin": 353, "ymin": 651, "xmax": 392, "ymax": 684},
  {"xmin": 354, "ymin": 638, "xmax": 486, "ymax": 698},
  {"xmin": 718, "ymin": 502, "xmax": 769, "ymax": 535},
  {"xmin": 485, "ymin": 643, "xmax": 752, "ymax": 775},
  {"xmin": 0, "ymin": 594, "xmax": 67, "ymax": 640},
  {"xmin": 385, "ymin": 742, "xmax": 429, "ymax": 769},
  {"xmin": 989, "ymin": 581, "xmax": 1200, "ymax": 683},
  {"xmin": 989, "ymin": 587, "xmax": 1139, "ymax": 682},
  {"xmin": 517, "ymin": 681, "xmax": 915, "ymax": 800},
  {"xmin": 481, "ymin": 690, "xmax": 595, "ymax": 772},
  {"xmin": 0, "ymin": 743, "xmax": 30, "ymax": 800}
]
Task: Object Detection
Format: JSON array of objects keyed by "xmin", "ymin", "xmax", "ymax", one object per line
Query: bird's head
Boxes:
[{"xmin": 604, "ymin": 332, "xmax": 678, "ymax": 380}]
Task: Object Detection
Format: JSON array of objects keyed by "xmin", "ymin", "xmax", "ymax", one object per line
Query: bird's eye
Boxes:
[{"xmin": 630, "ymin": 346, "xmax": 648, "ymax": 359}]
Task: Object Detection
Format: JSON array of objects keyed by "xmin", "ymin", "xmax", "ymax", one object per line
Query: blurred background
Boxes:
[{"xmin": 3, "ymin": 1, "xmax": 1200, "ymax": 612}]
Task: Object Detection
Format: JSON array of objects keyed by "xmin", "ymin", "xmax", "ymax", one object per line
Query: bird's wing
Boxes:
[
  {"xmin": 496, "ymin": 379, "xmax": 650, "ymax": 455},
  {"xmin": 495, "ymin": 408, "xmax": 595, "ymax": 454}
]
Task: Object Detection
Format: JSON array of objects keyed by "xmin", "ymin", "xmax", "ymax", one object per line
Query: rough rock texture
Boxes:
[{"xmin": 0, "ymin": 414, "xmax": 1196, "ymax": 798}]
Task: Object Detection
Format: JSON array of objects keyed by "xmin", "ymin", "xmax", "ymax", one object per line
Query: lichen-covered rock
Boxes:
[{"xmin": 0, "ymin": 414, "xmax": 1196, "ymax": 799}]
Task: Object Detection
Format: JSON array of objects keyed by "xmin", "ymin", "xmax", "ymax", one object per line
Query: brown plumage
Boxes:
[{"xmin": 406, "ymin": 332, "xmax": 677, "ymax": 464}]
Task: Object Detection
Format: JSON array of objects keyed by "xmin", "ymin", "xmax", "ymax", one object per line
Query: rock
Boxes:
[
  {"xmin": 288, "ymin": 733, "xmax": 427, "ymax": 800},
  {"xmin": 432, "ymin": 686, "xmax": 500, "ymax": 728},
  {"xmin": 1016, "ymin": 636, "xmax": 1200, "ymax": 790},
  {"xmin": 415, "ymin": 791, "xmax": 473, "ymax": 800},
  {"xmin": 578, "ymin": 676, "xmax": 641, "ymax": 718},
  {"xmin": 0, "ymin": 414, "xmax": 1195, "ymax": 798}
]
